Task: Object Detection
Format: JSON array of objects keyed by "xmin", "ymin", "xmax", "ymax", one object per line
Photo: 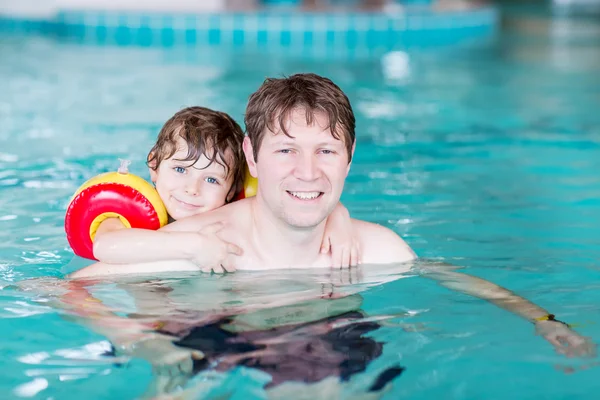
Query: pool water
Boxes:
[{"xmin": 2, "ymin": 6, "xmax": 600, "ymax": 399}]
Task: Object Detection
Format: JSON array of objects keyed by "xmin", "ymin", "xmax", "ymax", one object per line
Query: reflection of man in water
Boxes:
[
  {"xmin": 160, "ymin": 302, "xmax": 402, "ymax": 395},
  {"xmin": 61, "ymin": 271, "xmax": 404, "ymax": 398},
  {"xmin": 61, "ymin": 73, "xmax": 594, "ymax": 397}
]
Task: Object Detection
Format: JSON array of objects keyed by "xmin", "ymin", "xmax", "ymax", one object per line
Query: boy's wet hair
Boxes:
[
  {"xmin": 244, "ymin": 73, "xmax": 355, "ymax": 162},
  {"xmin": 147, "ymin": 106, "xmax": 246, "ymax": 202}
]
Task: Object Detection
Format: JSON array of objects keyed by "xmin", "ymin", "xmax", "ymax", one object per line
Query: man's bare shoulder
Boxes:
[
  {"xmin": 351, "ymin": 219, "xmax": 417, "ymax": 264},
  {"xmin": 161, "ymin": 198, "xmax": 253, "ymax": 233}
]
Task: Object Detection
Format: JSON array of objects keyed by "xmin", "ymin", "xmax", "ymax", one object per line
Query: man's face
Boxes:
[
  {"xmin": 244, "ymin": 108, "xmax": 354, "ymax": 229},
  {"xmin": 150, "ymin": 137, "xmax": 234, "ymax": 220}
]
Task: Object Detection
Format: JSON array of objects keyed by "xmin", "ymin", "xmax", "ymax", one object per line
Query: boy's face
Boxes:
[{"xmin": 149, "ymin": 137, "xmax": 234, "ymax": 220}]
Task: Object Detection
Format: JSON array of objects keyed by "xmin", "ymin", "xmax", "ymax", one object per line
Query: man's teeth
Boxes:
[{"xmin": 289, "ymin": 191, "xmax": 321, "ymax": 200}]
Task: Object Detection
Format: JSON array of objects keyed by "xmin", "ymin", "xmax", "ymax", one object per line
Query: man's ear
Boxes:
[
  {"xmin": 148, "ymin": 153, "xmax": 158, "ymax": 183},
  {"xmin": 243, "ymin": 136, "xmax": 258, "ymax": 178},
  {"xmin": 346, "ymin": 141, "xmax": 356, "ymax": 176}
]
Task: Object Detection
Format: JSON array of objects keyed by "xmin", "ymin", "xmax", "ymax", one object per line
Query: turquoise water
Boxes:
[{"xmin": 2, "ymin": 8, "xmax": 600, "ymax": 399}]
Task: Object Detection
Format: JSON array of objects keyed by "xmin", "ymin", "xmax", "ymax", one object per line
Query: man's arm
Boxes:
[
  {"xmin": 356, "ymin": 219, "xmax": 547, "ymax": 321},
  {"xmin": 355, "ymin": 220, "xmax": 595, "ymax": 357},
  {"xmin": 418, "ymin": 263, "xmax": 549, "ymax": 321},
  {"xmin": 419, "ymin": 263, "xmax": 596, "ymax": 357}
]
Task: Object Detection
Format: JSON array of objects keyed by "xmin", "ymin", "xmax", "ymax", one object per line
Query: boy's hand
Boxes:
[
  {"xmin": 191, "ymin": 222, "xmax": 243, "ymax": 274},
  {"xmin": 321, "ymin": 204, "xmax": 361, "ymax": 269}
]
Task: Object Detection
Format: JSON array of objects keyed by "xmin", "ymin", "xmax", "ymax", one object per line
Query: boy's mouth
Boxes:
[{"xmin": 172, "ymin": 197, "xmax": 202, "ymax": 209}]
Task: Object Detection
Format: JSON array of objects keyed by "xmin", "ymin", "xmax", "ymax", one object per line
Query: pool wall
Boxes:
[{"xmin": 1, "ymin": 0, "xmax": 499, "ymax": 51}]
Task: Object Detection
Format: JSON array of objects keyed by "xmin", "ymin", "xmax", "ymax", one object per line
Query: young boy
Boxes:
[{"xmin": 87, "ymin": 106, "xmax": 359, "ymax": 274}]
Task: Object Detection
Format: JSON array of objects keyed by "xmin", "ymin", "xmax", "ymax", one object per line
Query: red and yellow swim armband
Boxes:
[
  {"xmin": 65, "ymin": 164, "xmax": 168, "ymax": 260},
  {"xmin": 235, "ymin": 168, "xmax": 258, "ymax": 200}
]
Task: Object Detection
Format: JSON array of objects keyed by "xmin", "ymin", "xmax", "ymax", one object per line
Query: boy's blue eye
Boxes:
[
  {"xmin": 205, "ymin": 177, "xmax": 219, "ymax": 184},
  {"xmin": 174, "ymin": 166, "xmax": 186, "ymax": 173}
]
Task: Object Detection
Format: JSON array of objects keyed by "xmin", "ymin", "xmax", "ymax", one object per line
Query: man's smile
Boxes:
[{"xmin": 286, "ymin": 191, "xmax": 324, "ymax": 201}]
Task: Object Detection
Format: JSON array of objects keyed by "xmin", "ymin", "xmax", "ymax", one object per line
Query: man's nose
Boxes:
[{"xmin": 293, "ymin": 154, "xmax": 320, "ymax": 181}]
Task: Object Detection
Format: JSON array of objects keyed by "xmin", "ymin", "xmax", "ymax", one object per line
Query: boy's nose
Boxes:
[{"xmin": 185, "ymin": 179, "xmax": 202, "ymax": 196}]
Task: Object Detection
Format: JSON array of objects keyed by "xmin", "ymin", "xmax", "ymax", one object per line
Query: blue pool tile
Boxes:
[
  {"xmin": 184, "ymin": 28, "xmax": 196, "ymax": 45},
  {"xmin": 139, "ymin": 15, "xmax": 151, "ymax": 30},
  {"xmin": 365, "ymin": 30, "xmax": 382, "ymax": 47},
  {"xmin": 195, "ymin": 29, "xmax": 208, "ymax": 45},
  {"xmin": 280, "ymin": 30, "xmax": 291, "ymax": 47},
  {"xmin": 94, "ymin": 12, "xmax": 106, "ymax": 28},
  {"xmin": 136, "ymin": 26, "xmax": 154, "ymax": 46},
  {"xmin": 233, "ymin": 29, "xmax": 244, "ymax": 46},
  {"xmin": 346, "ymin": 29, "xmax": 358, "ymax": 48},
  {"xmin": 257, "ymin": 30, "xmax": 268, "ymax": 46},
  {"xmin": 118, "ymin": 14, "xmax": 129, "ymax": 28},
  {"xmin": 162, "ymin": 15, "xmax": 174, "ymax": 30},
  {"xmin": 95, "ymin": 25, "xmax": 108, "ymax": 44},
  {"xmin": 208, "ymin": 28, "xmax": 221, "ymax": 45},
  {"xmin": 303, "ymin": 30, "xmax": 313, "ymax": 47},
  {"xmin": 184, "ymin": 15, "xmax": 196, "ymax": 30},
  {"xmin": 64, "ymin": 23, "xmax": 85, "ymax": 39},
  {"xmin": 114, "ymin": 26, "xmax": 133, "ymax": 45},
  {"xmin": 209, "ymin": 15, "xmax": 220, "ymax": 30},
  {"xmin": 62, "ymin": 11, "xmax": 84, "ymax": 25},
  {"xmin": 255, "ymin": 14, "xmax": 267, "ymax": 32},
  {"xmin": 325, "ymin": 30, "xmax": 335, "ymax": 45},
  {"xmin": 233, "ymin": 14, "xmax": 245, "ymax": 31},
  {"xmin": 161, "ymin": 28, "xmax": 175, "ymax": 46}
]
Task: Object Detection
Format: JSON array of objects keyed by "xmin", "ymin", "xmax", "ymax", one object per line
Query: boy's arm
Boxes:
[
  {"xmin": 68, "ymin": 259, "xmax": 200, "ymax": 279},
  {"xmin": 70, "ymin": 210, "xmax": 241, "ymax": 278},
  {"xmin": 321, "ymin": 203, "xmax": 361, "ymax": 268},
  {"xmin": 92, "ymin": 219, "xmax": 242, "ymax": 270}
]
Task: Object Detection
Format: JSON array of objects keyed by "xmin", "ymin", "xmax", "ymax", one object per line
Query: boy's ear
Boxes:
[
  {"xmin": 242, "ymin": 137, "xmax": 258, "ymax": 178},
  {"xmin": 147, "ymin": 153, "xmax": 158, "ymax": 183}
]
